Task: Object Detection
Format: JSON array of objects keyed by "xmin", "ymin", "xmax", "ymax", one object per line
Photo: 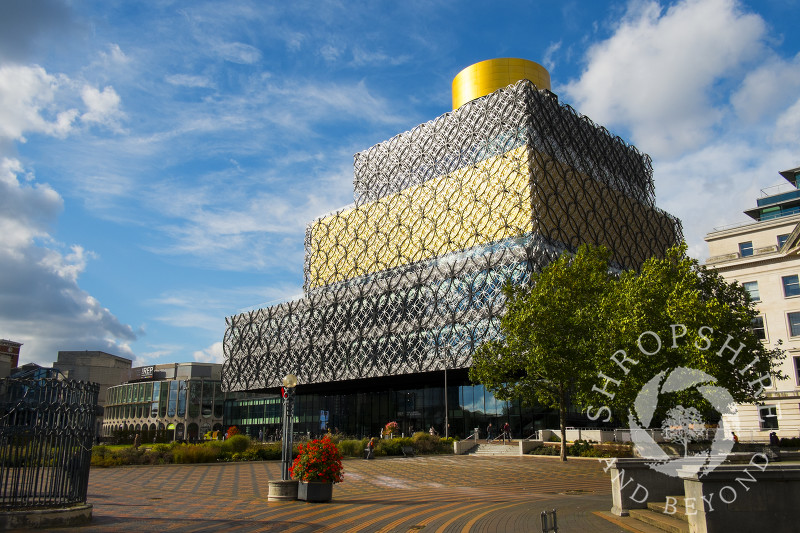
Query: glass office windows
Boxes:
[
  {"xmin": 751, "ymin": 316, "xmax": 766, "ymax": 340},
  {"xmin": 159, "ymin": 382, "xmax": 168, "ymax": 417},
  {"xmin": 214, "ymin": 383, "xmax": 223, "ymax": 418},
  {"xmin": 189, "ymin": 381, "xmax": 201, "ymax": 418},
  {"xmin": 783, "ymin": 275, "xmax": 800, "ymax": 297},
  {"xmin": 202, "ymin": 381, "xmax": 213, "ymax": 417},
  {"xmin": 739, "ymin": 241, "xmax": 753, "ymax": 257},
  {"xmin": 778, "ymin": 234, "xmax": 790, "ymax": 248},
  {"xmin": 177, "ymin": 380, "xmax": 187, "ymax": 417},
  {"xmin": 758, "ymin": 405, "xmax": 778, "ymax": 430},
  {"xmin": 167, "ymin": 380, "xmax": 178, "ymax": 417},
  {"xmin": 743, "ymin": 281, "xmax": 760, "ymax": 302}
]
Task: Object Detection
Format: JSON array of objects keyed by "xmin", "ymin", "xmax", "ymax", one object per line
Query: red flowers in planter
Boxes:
[{"xmin": 290, "ymin": 435, "xmax": 344, "ymax": 483}]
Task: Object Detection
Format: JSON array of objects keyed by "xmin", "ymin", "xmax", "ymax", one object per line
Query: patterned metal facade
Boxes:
[{"xmin": 222, "ymin": 80, "xmax": 682, "ymax": 393}]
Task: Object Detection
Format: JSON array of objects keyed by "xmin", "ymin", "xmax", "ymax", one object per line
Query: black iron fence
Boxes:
[{"xmin": 0, "ymin": 377, "xmax": 99, "ymax": 510}]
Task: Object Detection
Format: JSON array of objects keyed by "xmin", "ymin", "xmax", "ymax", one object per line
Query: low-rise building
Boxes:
[
  {"xmin": 0, "ymin": 340, "xmax": 22, "ymax": 378},
  {"xmin": 55, "ymin": 350, "xmax": 133, "ymax": 439},
  {"xmin": 705, "ymin": 166, "xmax": 800, "ymax": 441},
  {"xmin": 103, "ymin": 362, "xmax": 225, "ymax": 443}
]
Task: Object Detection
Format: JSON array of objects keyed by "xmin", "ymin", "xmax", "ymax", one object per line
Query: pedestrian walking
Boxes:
[
  {"xmin": 364, "ymin": 437, "xmax": 375, "ymax": 459},
  {"xmin": 486, "ymin": 422, "xmax": 494, "ymax": 442},
  {"xmin": 502, "ymin": 422, "xmax": 510, "ymax": 443}
]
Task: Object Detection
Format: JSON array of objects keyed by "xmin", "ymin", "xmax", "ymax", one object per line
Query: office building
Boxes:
[{"xmin": 706, "ymin": 166, "xmax": 800, "ymax": 441}]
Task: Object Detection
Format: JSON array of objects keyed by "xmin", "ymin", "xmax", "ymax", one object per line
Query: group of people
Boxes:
[{"xmin": 485, "ymin": 422, "xmax": 511, "ymax": 443}]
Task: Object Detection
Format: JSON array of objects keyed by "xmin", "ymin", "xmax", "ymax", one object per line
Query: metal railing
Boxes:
[
  {"xmin": 540, "ymin": 508, "xmax": 558, "ymax": 532},
  {"xmin": 0, "ymin": 378, "xmax": 99, "ymax": 511}
]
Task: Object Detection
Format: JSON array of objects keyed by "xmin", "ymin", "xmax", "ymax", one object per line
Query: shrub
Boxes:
[
  {"xmin": 548, "ymin": 434, "xmax": 561, "ymax": 442},
  {"xmin": 222, "ymin": 434, "xmax": 251, "ymax": 454},
  {"xmin": 411, "ymin": 432, "xmax": 437, "ymax": 453},
  {"xmin": 254, "ymin": 442, "xmax": 282, "ymax": 460},
  {"xmin": 172, "ymin": 443, "xmax": 220, "ymax": 464},
  {"xmin": 337, "ymin": 439, "xmax": 368, "ymax": 458},
  {"xmin": 780, "ymin": 437, "xmax": 800, "ymax": 448},
  {"xmin": 375, "ymin": 437, "xmax": 411, "ymax": 456}
]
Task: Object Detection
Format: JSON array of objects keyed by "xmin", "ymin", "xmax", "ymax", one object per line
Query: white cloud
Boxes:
[
  {"xmin": 542, "ymin": 41, "xmax": 562, "ymax": 72},
  {"xmin": 0, "ymin": 64, "xmax": 78, "ymax": 141},
  {"xmin": 193, "ymin": 342, "xmax": 224, "ymax": 364},
  {"xmin": 320, "ymin": 43, "xmax": 342, "ymax": 62},
  {"xmin": 774, "ymin": 97, "xmax": 800, "ymax": 146},
  {"xmin": 80, "ymin": 84, "xmax": 124, "ymax": 130},
  {"xmin": 101, "ymin": 43, "xmax": 130, "ymax": 65},
  {"xmin": 214, "ymin": 41, "xmax": 262, "ymax": 64},
  {"xmin": 165, "ymin": 73, "xmax": 214, "ymax": 88},
  {"xmin": 0, "ymin": 160, "xmax": 137, "ymax": 366},
  {"xmin": 732, "ymin": 53, "xmax": 800, "ymax": 124},
  {"xmin": 561, "ymin": 0, "xmax": 800, "ymax": 259},
  {"xmin": 563, "ymin": 0, "xmax": 766, "ymax": 158}
]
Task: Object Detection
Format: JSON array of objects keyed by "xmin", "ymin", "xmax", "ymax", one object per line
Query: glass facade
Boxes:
[
  {"xmin": 224, "ymin": 371, "xmax": 575, "ymax": 440},
  {"xmin": 104, "ymin": 378, "xmax": 225, "ymax": 442}
]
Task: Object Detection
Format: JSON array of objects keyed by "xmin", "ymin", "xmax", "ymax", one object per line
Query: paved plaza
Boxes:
[{"xmin": 40, "ymin": 455, "xmax": 631, "ymax": 532}]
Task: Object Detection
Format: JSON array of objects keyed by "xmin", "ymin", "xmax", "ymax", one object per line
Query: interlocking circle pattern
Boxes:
[{"xmin": 223, "ymin": 80, "xmax": 683, "ymax": 392}]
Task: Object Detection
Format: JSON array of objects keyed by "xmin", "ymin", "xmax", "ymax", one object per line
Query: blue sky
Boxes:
[{"xmin": 1, "ymin": 0, "xmax": 799, "ymax": 368}]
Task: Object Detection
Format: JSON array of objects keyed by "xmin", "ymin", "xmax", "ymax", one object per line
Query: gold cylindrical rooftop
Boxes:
[{"xmin": 452, "ymin": 58, "xmax": 551, "ymax": 110}]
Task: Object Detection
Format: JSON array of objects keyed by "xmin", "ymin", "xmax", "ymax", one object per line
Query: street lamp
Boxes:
[
  {"xmin": 280, "ymin": 374, "xmax": 298, "ymax": 481},
  {"xmin": 443, "ymin": 354, "xmax": 449, "ymax": 440}
]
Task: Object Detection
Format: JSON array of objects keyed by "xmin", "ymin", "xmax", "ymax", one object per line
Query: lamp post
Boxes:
[
  {"xmin": 280, "ymin": 374, "xmax": 298, "ymax": 481},
  {"xmin": 443, "ymin": 354, "xmax": 449, "ymax": 440}
]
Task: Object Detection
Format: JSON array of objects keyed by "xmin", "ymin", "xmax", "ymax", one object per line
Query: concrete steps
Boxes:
[
  {"xmin": 629, "ymin": 496, "xmax": 689, "ymax": 533},
  {"xmin": 597, "ymin": 496, "xmax": 690, "ymax": 533},
  {"xmin": 628, "ymin": 509, "xmax": 689, "ymax": 533},
  {"xmin": 470, "ymin": 443, "xmax": 518, "ymax": 456}
]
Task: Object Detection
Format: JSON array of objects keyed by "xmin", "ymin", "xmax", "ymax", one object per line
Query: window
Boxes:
[
  {"xmin": 789, "ymin": 312, "xmax": 800, "ymax": 336},
  {"xmin": 751, "ymin": 316, "xmax": 766, "ymax": 340},
  {"xmin": 794, "ymin": 357, "xmax": 800, "ymax": 386},
  {"xmin": 739, "ymin": 241, "xmax": 754, "ymax": 257},
  {"xmin": 783, "ymin": 275, "xmax": 800, "ymax": 297},
  {"xmin": 778, "ymin": 234, "xmax": 790, "ymax": 248},
  {"xmin": 743, "ymin": 281, "xmax": 760, "ymax": 301},
  {"xmin": 758, "ymin": 405, "xmax": 778, "ymax": 430}
]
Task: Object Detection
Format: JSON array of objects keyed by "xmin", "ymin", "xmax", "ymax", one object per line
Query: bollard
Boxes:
[{"xmin": 540, "ymin": 508, "xmax": 558, "ymax": 532}]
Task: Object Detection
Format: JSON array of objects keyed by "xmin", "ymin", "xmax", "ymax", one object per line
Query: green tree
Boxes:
[
  {"xmin": 469, "ymin": 244, "xmax": 615, "ymax": 461},
  {"xmin": 588, "ymin": 244, "xmax": 785, "ymax": 424}
]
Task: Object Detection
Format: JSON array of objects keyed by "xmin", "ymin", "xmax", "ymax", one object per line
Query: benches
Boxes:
[{"xmin": 402, "ymin": 446, "xmax": 416, "ymax": 458}]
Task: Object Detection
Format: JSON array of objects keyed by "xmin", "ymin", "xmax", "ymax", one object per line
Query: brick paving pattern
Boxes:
[{"xmin": 43, "ymin": 455, "xmax": 630, "ymax": 532}]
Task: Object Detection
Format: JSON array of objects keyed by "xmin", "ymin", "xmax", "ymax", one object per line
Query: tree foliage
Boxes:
[
  {"xmin": 470, "ymin": 244, "xmax": 615, "ymax": 460},
  {"xmin": 470, "ymin": 243, "xmax": 785, "ymax": 461},
  {"xmin": 589, "ymin": 244, "xmax": 785, "ymax": 423}
]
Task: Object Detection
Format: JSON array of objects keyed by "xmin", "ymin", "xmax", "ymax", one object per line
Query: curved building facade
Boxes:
[
  {"xmin": 103, "ymin": 363, "xmax": 226, "ymax": 442},
  {"xmin": 222, "ymin": 60, "xmax": 683, "ymax": 439}
]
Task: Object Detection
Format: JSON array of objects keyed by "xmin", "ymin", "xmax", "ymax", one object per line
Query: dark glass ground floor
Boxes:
[{"xmin": 224, "ymin": 369, "xmax": 591, "ymax": 440}]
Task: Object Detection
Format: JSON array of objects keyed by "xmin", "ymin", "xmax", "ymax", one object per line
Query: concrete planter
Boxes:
[
  {"xmin": 267, "ymin": 480, "xmax": 298, "ymax": 501},
  {"xmin": 298, "ymin": 481, "xmax": 334, "ymax": 502}
]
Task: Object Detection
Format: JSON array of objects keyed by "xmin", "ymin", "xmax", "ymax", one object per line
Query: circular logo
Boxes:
[{"xmin": 628, "ymin": 366, "xmax": 736, "ymax": 477}]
